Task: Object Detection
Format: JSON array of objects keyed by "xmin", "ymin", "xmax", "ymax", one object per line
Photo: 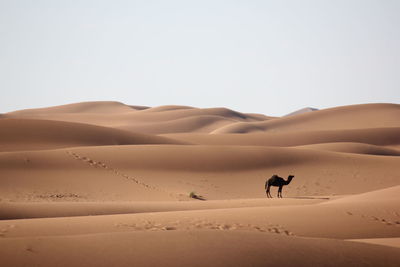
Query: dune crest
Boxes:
[
  {"xmin": 8, "ymin": 101, "xmax": 134, "ymax": 114},
  {"xmin": 4, "ymin": 101, "xmax": 270, "ymax": 134},
  {"xmin": 285, "ymin": 107, "xmax": 318, "ymax": 116}
]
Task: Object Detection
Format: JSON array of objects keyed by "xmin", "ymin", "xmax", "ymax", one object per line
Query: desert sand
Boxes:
[{"xmin": 0, "ymin": 101, "xmax": 399, "ymax": 267}]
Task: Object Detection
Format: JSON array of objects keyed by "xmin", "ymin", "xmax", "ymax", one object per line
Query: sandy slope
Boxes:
[{"xmin": 1, "ymin": 102, "xmax": 399, "ymax": 266}]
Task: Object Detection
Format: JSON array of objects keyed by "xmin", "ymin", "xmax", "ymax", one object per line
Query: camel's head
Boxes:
[{"xmin": 288, "ymin": 175, "xmax": 295, "ymax": 180}]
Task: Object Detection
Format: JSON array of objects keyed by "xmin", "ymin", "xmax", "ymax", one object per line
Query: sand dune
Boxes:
[
  {"xmin": 131, "ymin": 106, "xmax": 268, "ymax": 122},
  {"xmin": 2, "ymin": 231, "xmax": 399, "ymax": 267},
  {"xmin": 0, "ymin": 118, "xmax": 185, "ymax": 152},
  {"xmin": 118, "ymin": 115, "xmax": 238, "ymax": 134},
  {"xmin": 1, "ymin": 195, "xmax": 398, "ymax": 240},
  {"xmin": 5, "ymin": 101, "xmax": 271, "ymax": 134},
  {"xmin": 1, "ymin": 145, "xmax": 399, "ymax": 204},
  {"xmin": 212, "ymin": 103, "xmax": 400, "ymax": 133},
  {"xmin": 1, "ymin": 101, "xmax": 399, "ymax": 266},
  {"xmin": 9, "ymin": 101, "xmax": 135, "ymax": 114},
  {"xmin": 285, "ymin": 107, "xmax": 318, "ymax": 116},
  {"xmin": 325, "ymin": 185, "xmax": 400, "ymax": 203}
]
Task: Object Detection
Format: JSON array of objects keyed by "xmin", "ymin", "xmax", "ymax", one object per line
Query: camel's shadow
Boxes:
[{"xmin": 288, "ymin": 196, "xmax": 330, "ymax": 200}]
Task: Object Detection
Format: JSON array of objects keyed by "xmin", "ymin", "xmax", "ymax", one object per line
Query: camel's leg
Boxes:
[
  {"xmin": 278, "ymin": 186, "xmax": 283, "ymax": 198},
  {"xmin": 266, "ymin": 185, "xmax": 272, "ymax": 198}
]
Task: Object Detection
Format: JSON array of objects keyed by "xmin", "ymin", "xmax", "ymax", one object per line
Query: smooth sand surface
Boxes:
[
  {"xmin": 2, "ymin": 231, "xmax": 399, "ymax": 267},
  {"xmin": 1, "ymin": 101, "xmax": 399, "ymax": 266}
]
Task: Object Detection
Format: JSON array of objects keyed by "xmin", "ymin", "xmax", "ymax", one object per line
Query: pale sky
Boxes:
[{"xmin": 1, "ymin": 0, "xmax": 399, "ymax": 116}]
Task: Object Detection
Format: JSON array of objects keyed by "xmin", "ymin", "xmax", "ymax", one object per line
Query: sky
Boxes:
[{"xmin": 0, "ymin": 0, "xmax": 399, "ymax": 116}]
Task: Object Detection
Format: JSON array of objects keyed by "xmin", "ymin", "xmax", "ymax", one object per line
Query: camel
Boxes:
[{"xmin": 265, "ymin": 175, "xmax": 294, "ymax": 198}]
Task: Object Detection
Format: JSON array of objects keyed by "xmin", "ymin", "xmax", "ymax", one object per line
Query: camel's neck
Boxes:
[{"xmin": 285, "ymin": 177, "xmax": 293, "ymax": 185}]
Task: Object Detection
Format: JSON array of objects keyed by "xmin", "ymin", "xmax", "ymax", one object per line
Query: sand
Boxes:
[{"xmin": 0, "ymin": 101, "xmax": 399, "ymax": 267}]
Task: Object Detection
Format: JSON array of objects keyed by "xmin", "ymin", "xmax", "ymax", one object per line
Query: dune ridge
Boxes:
[
  {"xmin": 8, "ymin": 101, "xmax": 135, "ymax": 114},
  {"xmin": 212, "ymin": 103, "xmax": 400, "ymax": 134},
  {"xmin": 0, "ymin": 118, "xmax": 186, "ymax": 152},
  {"xmin": 285, "ymin": 107, "xmax": 318, "ymax": 116}
]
